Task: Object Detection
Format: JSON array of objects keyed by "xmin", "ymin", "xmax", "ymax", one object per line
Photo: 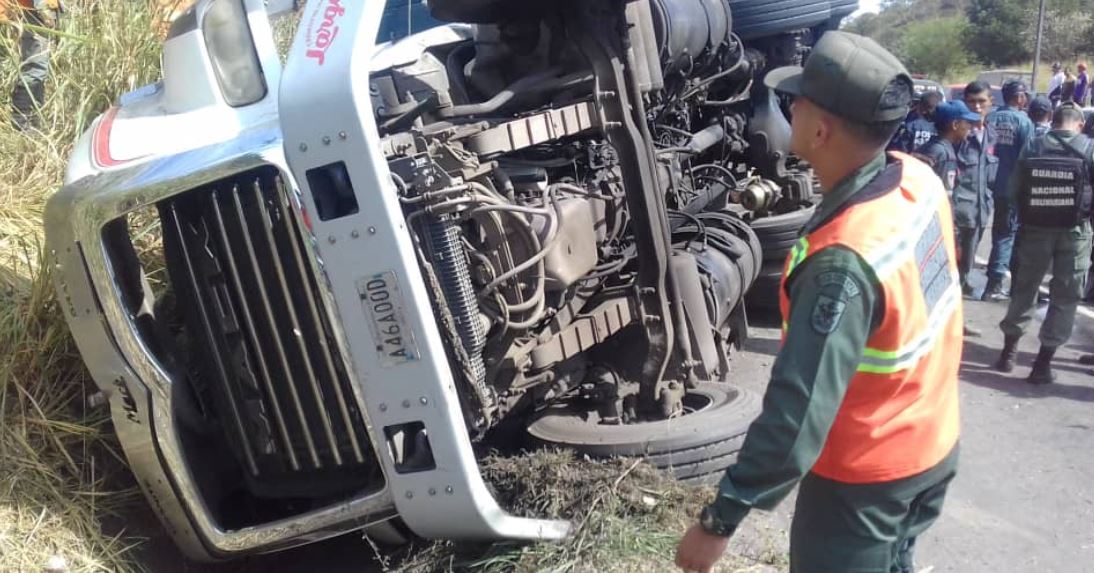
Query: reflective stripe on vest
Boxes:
[
  {"xmin": 778, "ymin": 152, "xmax": 962, "ymax": 483},
  {"xmin": 783, "ymin": 183, "xmax": 960, "ymax": 375}
]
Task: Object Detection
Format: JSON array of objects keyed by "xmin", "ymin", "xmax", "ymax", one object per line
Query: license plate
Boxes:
[{"xmin": 357, "ymin": 271, "xmax": 418, "ymax": 367}]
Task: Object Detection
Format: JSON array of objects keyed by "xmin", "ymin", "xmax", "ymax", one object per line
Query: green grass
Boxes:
[{"xmin": 0, "ymin": 2, "xmax": 166, "ymax": 571}]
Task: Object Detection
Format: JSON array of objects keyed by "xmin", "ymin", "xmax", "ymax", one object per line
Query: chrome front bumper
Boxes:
[
  {"xmin": 46, "ymin": 125, "xmax": 399, "ymax": 560},
  {"xmin": 46, "ymin": 0, "xmax": 569, "ymax": 561}
]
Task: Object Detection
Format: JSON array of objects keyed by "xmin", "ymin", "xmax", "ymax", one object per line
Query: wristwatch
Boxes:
[{"xmin": 698, "ymin": 505, "xmax": 737, "ymax": 538}]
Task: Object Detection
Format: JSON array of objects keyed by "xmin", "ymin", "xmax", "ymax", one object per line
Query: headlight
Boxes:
[{"xmin": 203, "ymin": 0, "xmax": 267, "ymax": 107}]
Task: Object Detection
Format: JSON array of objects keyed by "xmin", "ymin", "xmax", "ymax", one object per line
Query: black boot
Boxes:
[
  {"xmin": 995, "ymin": 335, "xmax": 1019, "ymax": 373},
  {"xmin": 1027, "ymin": 346, "xmax": 1057, "ymax": 385}
]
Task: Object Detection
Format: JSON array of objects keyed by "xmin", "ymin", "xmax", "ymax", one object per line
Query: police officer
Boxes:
[
  {"xmin": 890, "ymin": 90, "xmax": 942, "ymax": 153},
  {"xmin": 1029, "ymin": 96, "xmax": 1053, "ymax": 138},
  {"xmin": 995, "ymin": 104, "xmax": 1093, "ymax": 384},
  {"xmin": 916, "ymin": 101, "xmax": 982, "ymax": 196},
  {"xmin": 983, "ymin": 81, "xmax": 1034, "ymax": 301},
  {"xmin": 952, "ymin": 81, "xmax": 997, "ymax": 297},
  {"xmin": 675, "ymin": 32, "xmax": 961, "ymax": 573},
  {"xmin": 916, "ymin": 101, "xmax": 986, "ymax": 339}
]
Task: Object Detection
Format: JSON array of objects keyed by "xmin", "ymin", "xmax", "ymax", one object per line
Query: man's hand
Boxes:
[{"xmin": 674, "ymin": 524, "xmax": 731, "ymax": 573}]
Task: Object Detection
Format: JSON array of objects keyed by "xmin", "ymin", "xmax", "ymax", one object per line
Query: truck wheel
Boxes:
[
  {"xmin": 748, "ymin": 204, "xmax": 814, "ymax": 262},
  {"xmin": 828, "ymin": 0, "xmax": 859, "ymax": 20},
  {"xmin": 527, "ymin": 384, "xmax": 762, "ymax": 485},
  {"xmin": 744, "ymin": 260, "xmax": 785, "ymax": 311},
  {"xmin": 730, "ymin": 0, "xmax": 833, "ymax": 40}
]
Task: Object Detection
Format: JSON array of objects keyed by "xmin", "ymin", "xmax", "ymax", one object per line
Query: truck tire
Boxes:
[
  {"xmin": 819, "ymin": 0, "xmax": 859, "ymax": 33},
  {"xmin": 729, "ymin": 0, "xmax": 832, "ymax": 40},
  {"xmin": 527, "ymin": 384, "xmax": 762, "ymax": 485},
  {"xmin": 744, "ymin": 260, "xmax": 784, "ymax": 310},
  {"xmin": 829, "ymin": 0, "xmax": 859, "ymax": 19},
  {"xmin": 748, "ymin": 204, "xmax": 814, "ymax": 262}
]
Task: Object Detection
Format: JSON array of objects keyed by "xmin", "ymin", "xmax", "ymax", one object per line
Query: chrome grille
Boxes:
[{"xmin": 161, "ymin": 167, "xmax": 376, "ymax": 496}]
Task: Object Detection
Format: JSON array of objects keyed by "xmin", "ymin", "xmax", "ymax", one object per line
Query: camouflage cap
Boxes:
[{"xmin": 764, "ymin": 31, "xmax": 912, "ymax": 124}]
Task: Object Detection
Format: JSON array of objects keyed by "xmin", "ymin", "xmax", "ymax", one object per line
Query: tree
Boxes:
[
  {"xmin": 1022, "ymin": 6, "xmax": 1094, "ymax": 63},
  {"xmin": 841, "ymin": 0, "xmax": 970, "ymax": 62},
  {"xmin": 965, "ymin": 0, "xmax": 1032, "ymax": 66},
  {"xmin": 843, "ymin": 12, "xmax": 881, "ymax": 38},
  {"xmin": 902, "ymin": 16, "xmax": 970, "ymax": 80}
]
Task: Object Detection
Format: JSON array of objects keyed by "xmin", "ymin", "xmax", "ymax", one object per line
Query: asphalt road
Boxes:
[{"xmin": 141, "ymin": 237, "xmax": 1094, "ymax": 572}]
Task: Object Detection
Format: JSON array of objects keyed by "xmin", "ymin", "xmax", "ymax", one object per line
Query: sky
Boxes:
[{"xmin": 852, "ymin": 0, "xmax": 882, "ymax": 17}]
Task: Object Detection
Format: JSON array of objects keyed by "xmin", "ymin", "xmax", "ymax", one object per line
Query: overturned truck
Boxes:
[{"xmin": 46, "ymin": 0, "xmax": 856, "ymax": 561}]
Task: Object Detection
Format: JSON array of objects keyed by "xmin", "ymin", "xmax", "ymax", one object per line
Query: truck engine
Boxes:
[{"xmin": 363, "ymin": 0, "xmax": 829, "ymax": 479}]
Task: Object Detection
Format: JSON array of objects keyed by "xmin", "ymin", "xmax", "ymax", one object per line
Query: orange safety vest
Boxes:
[{"xmin": 779, "ymin": 152, "xmax": 962, "ymax": 484}]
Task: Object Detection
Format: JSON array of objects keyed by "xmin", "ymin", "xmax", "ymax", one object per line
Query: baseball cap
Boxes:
[
  {"xmin": 934, "ymin": 101, "xmax": 982, "ymax": 128},
  {"xmin": 1029, "ymin": 96, "xmax": 1052, "ymax": 115},
  {"xmin": 1002, "ymin": 80, "xmax": 1028, "ymax": 101},
  {"xmin": 764, "ymin": 31, "xmax": 912, "ymax": 124}
]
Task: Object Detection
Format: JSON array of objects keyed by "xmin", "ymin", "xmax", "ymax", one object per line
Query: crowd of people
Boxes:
[
  {"xmin": 892, "ymin": 77, "xmax": 1094, "ymax": 383},
  {"xmin": 1048, "ymin": 61, "xmax": 1090, "ymax": 108}
]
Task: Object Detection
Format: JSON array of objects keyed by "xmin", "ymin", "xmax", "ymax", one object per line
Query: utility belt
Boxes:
[{"xmin": 1020, "ymin": 134, "xmax": 1094, "ymax": 228}]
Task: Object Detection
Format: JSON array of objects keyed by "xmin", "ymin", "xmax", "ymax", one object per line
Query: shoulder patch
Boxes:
[
  {"xmin": 811, "ymin": 294, "xmax": 848, "ymax": 334},
  {"xmin": 816, "ymin": 270, "xmax": 862, "ymax": 297},
  {"xmin": 809, "ymin": 269, "xmax": 863, "ymax": 335}
]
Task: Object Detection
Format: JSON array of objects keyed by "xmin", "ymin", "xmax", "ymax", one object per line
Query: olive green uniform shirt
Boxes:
[{"xmin": 708, "ymin": 153, "xmax": 888, "ymax": 529}]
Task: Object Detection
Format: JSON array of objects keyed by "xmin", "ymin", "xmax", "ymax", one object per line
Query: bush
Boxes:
[{"xmin": 902, "ymin": 16, "xmax": 970, "ymax": 80}]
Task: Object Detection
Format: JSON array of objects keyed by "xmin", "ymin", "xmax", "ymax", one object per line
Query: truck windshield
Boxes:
[{"xmin": 378, "ymin": 0, "xmax": 442, "ymax": 43}]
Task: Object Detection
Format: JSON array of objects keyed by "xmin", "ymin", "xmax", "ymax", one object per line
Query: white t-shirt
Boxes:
[{"xmin": 1049, "ymin": 71, "xmax": 1066, "ymax": 95}]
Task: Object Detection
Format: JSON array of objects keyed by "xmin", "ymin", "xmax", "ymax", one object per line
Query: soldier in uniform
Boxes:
[
  {"xmin": 983, "ymin": 81, "xmax": 1034, "ymax": 301},
  {"xmin": 995, "ymin": 104, "xmax": 1093, "ymax": 384},
  {"xmin": 953, "ymin": 81, "xmax": 998, "ymax": 297},
  {"xmin": 676, "ymin": 32, "xmax": 961, "ymax": 573}
]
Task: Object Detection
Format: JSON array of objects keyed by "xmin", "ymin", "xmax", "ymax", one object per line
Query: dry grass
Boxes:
[
  {"xmin": 0, "ymin": 2, "xmax": 168, "ymax": 571},
  {"xmin": 390, "ymin": 450, "xmax": 785, "ymax": 573},
  {"xmin": 2, "ymin": 4, "xmax": 786, "ymax": 572}
]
